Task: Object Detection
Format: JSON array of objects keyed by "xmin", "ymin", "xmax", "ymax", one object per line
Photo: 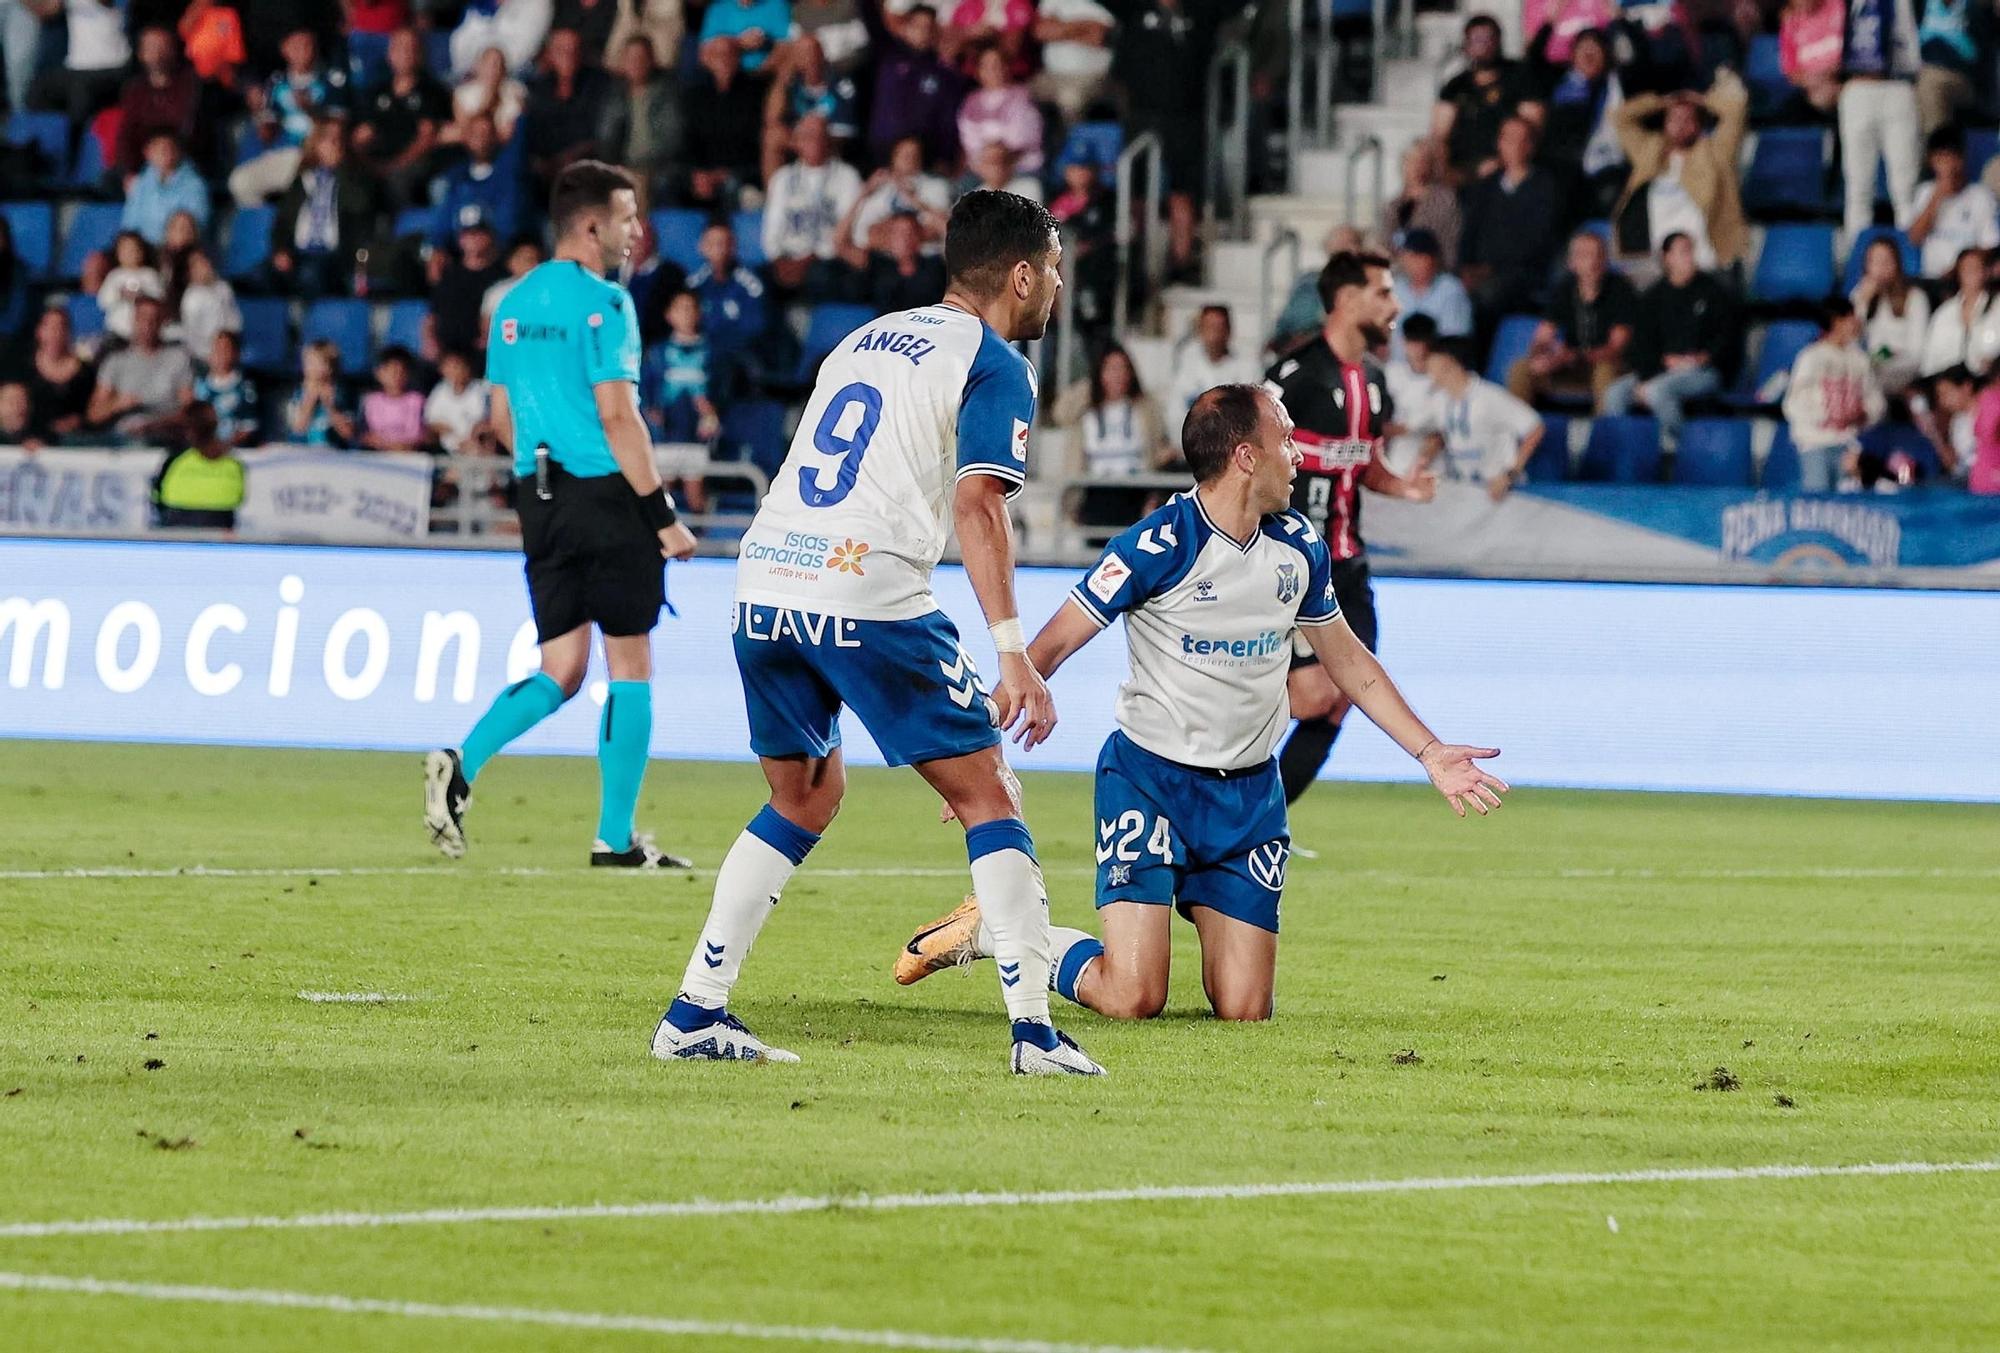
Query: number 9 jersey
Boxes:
[{"xmin": 735, "ymin": 305, "xmax": 1038, "ymax": 621}]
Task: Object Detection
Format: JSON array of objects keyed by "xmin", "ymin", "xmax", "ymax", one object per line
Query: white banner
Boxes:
[
  {"xmin": 235, "ymin": 448, "xmax": 435, "ymax": 543},
  {"xmin": 0, "ymin": 448, "xmax": 156, "ymax": 534}
]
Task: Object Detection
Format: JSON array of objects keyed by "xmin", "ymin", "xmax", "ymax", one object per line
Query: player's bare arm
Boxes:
[
  {"xmin": 953, "ymin": 472, "xmax": 1056, "ymax": 748},
  {"xmin": 1025, "ymin": 599, "xmax": 1101, "ymax": 681},
  {"xmin": 1302, "ymin": 619, "xmax": 1508, "ymax": 817},
  {"xmin": 1361, "ymin": 448, "xmax": 1437, "ymax": 502},
  {"xmin": 594, "ymin": 380, "xmax": 696, "ymax": 560}
]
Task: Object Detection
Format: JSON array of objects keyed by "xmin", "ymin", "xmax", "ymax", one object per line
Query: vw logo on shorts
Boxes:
[{"xmin": 1247, "ymin": 841, "xmax": 1290, "ymax": 892}]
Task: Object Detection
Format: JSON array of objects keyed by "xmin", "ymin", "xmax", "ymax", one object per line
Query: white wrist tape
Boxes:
[{"xmin": 989, "ymin": 618, "xmax": 1027, "ymax": 654}]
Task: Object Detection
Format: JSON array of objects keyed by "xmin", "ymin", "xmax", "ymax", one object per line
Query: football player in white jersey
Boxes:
[
  {"xmin": 651, "ymin": 191, "xmax": 1105, "ymax": 1075},
  {"xmin": 895, "ymin": 385, "xmax": 1507, "ymax": 1020}
]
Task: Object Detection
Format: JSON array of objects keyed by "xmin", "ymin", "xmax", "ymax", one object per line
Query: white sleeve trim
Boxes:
[
  {"xmin": 1066, "ymin": 590, "xmax": 1112, "ymax": 629},
  {"xmin": 1296, "ymin": 611, "xmax": 1340, "ymax": 627},
  {"xmin": 955, "ymin": 463, "xmax": 1027, "ymax": 499}
]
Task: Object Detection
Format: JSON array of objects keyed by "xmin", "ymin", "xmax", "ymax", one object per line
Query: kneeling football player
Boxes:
[{"xmin": 895, "ymin": 384, "xmax": 1508, "ymax": 1020}]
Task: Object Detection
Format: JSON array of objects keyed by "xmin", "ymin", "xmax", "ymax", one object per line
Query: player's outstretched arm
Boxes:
[
  {"xmin": 1026, "ymin": 599, "xmax": 1102, "ymax": 683},
  {"xmin": 1361, "ymin": 451, "xmax": 1437, "ymax": 503},
  {"xmin": 953, "ymin": 473, "xmax": 1056, "ymax": 749},
  {"xmin": 594, "ymin": 381, "xmax": 696, "ymax": 560},
  {"xmin": 1302, "ymin": 619, "xmax": 1509, "ymax": 817}
]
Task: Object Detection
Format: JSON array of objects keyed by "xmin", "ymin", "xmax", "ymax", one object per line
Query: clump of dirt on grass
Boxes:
[
  {"xmin": 1392, "ymin": 1049, "xmax": 1423, "ymax": 1066},
  {"xmin": 1694, "ymin": 1066, "xmax": 1741, "ymax": 1092}
]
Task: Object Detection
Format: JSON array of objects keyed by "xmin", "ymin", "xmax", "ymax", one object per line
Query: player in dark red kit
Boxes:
[{"xmin": 1264, "ymin": 250, "xmax": 1437, "ymax": 804}]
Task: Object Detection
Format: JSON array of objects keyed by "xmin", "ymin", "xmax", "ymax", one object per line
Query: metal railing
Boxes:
[
  {"xmin": 1259, "ymin": 227, "xmax": 1301, "ymax": 350},
  {"xmin": 1345, "ymin": 135, "xmax": 1385, "ymax": 233},
  {"xmin": 1044, "ymin": 226, "xmax": 1083, "ymax": 407},
  {"xmin": 427, "ymin": 448, "xmax": 771, "ymax": 546},
  {"xmin": 1112, "ymin": 131, "xmax": 1164, "ymax": 339},
  {"xmin": 1204, "ymin": 41, "xmax": 1254, "ymax": 240}
]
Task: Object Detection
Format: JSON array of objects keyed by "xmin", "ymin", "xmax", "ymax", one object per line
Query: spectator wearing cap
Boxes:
[
  {"xmin": 764, "ymin": 113, "xmax": 863, "ymax": 300},
  {"xmin": 686, "ymin": 37, "xmax": 768, "ymax": 204},
  {"xmin": 1031, "ymin": 0, "xmax": 1114, "ymax": 122},
  {"xmin": 450, "ymin": 0, "xmax": 555, "ymax": 78},
  {"xmin": 1611, "ymin": 67, "xmax": 1747, "ymax": 273},
  {"xmin": 355, "ymin": 28, "xmax": 454, "ymax": 211},
  {"xmin": 599, "ymin": 35, "xmax": 687, "ymax": 202},
  {"xmin": 699, "ymin": 0, "xmax": 791, "ymax": 73},
  {"xmin": 1510, "ymin": 227, "xmax": 1634, "ymax": 410},
  {"xmin": 1459, "ymin": 115, "xmax": 1562, "ymax": 322},
  {"xmin": 430, "ymin": 113, "xmax": 527, "ymax": 250},
  {"xmin": 868, "ymin": 6, "xmax": 965, "ymax": 170},
  {"xmin": 1906, "ymin": 128, "xmax": 2000, "ymax": 280},
  {"xmin": 1918, "ymin": 247, "xmax": 2000, "ymax": 377},
  {"xmin": 151, "ymin": 402, "xmax": 244, "ymax": 530},
  {"xmin": 229, "ymin": 27, "xmax": 353, "ymax": 207},
  {"xmin": 122, "ymin": 134, "xmax": 211, "ymax": 247},
  {"xmin": 1601, "ymin": 231, "xmax": 1737, "ymax": 450},
  {"xmin": 1430, "ymin": 14, "xmax": 1543, "ymax": 181},
  {"xmin": 1390, "ymin": 230, "xmax": 1473, "ymax": 356},
  {"xmin": 89, "ymin": 296, "xmax": 196, "ymax": 445},
  {"xmin": 1421, "ymin": 337, "xmax": 1546, "ymax": 502},
  {"xmin": 115, "ymin": 27, "xmax": 199, "ymax": 180},
  {"xmin": 761, "ymin": 34, "xmax": 861, "ymax": 182},
  {"xmin": 1166, "ymin": 305, "xmax": 1264, "ymax": 442},
  {"xmin": 272, "ymin": 121, "xmax": 382, "ymax": 300},
  {"xmin": 432, "ymin": 222, "xmax": 509, "ymax": 360},
  {"xmin": 847, "ymin": 136, "xmax": 952, "ymax": 254},
  {"xmin": 1836, "ymin": 0, "xmax": 1923, "ymax": 240},
  {"xmin": 788, "ymin": 0, "xmax": 871, "ymax": 78},
  {"xmin": 1784, "ymin": 298, "xmax": 1887, "ymax": 493},
  {"xmin": 687, "ymin": 221, "xmax": 770, "ymax": 370}
]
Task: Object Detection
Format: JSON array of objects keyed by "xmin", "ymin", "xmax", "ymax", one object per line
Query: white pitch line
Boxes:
[
  {"xmin": 0, "ymin": 1271, "xmax": 1199, "ymax": 1353},
  {"xmin": 4, "ymin": 864, "xmax": 1998, "ymax": 882},
  {"xmin": 295, "ymin": 992, "xmax": 416, "ymax": 1004},
  {"xmin": 2, "ymin": 1160, "xmax": 1992, "ymax": 1242}
]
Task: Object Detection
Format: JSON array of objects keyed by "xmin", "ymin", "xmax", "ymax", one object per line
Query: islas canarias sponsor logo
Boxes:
[
  {"xmin": 743, "ymin": 532, "xmax": 872, "ymax": 582},
  {"xmin": 1178, "ymin": 629, "xmax": 1287, "ymax": 662}
]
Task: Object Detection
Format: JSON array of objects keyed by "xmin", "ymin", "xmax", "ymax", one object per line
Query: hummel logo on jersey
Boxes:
[
  {"xmin": 1087, "ymin": 553, "xmax": 1130, "ymax": 603},
  {"xmin": 1248, "ymin": 841, "xmax": 1290, "ymax": 892},
  {"xmin": 1195, "ymin": 579, "xmax": 1217, "ymax": 602},
  {"xmin": 1275, "ymin": 562, "xmax": 1298, "ymax": 604}
]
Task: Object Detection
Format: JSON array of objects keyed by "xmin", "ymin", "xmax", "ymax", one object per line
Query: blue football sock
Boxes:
[
  {"xmin": 459, "ymin": 672, "xmax": 565, "ymax": 782},
  {"xmin": 1049, "ymin": 928, "xmax": 1104, "ymax": 1006},
  {"xmin": 595, "ymin": 680, "xmax": 653, "ymax": 852}
]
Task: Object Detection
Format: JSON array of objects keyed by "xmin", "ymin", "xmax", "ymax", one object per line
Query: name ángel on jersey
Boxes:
[
  {"xmin": 1069, "ymin": 493, "xmax": 1339, "ymax": 772},
  {"xmin": 736, "ymin": 305, "xmax": 1037, "ymax": 622}
]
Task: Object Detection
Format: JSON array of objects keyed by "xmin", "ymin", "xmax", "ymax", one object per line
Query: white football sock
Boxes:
[
  {"xmin": 968, "ymin": 822, "xmax": 1053, "ymax": 1024},
  {"xmin": 677, "ymin": 829, "xmax": 797, "ymax": 1008}
]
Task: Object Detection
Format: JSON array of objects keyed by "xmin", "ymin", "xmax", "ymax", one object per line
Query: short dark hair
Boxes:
[
  {"xmin": 1182, "ymin": 384, "xmax": 1269, "ymax": 483},
  {"xmin": 1198, "ymin": 303, "xmax": 1231, "ymax": 324},
  {"xmin": 906, "ymin": 3, "xmax": 938, "ymax": 20},
  {"xmin": 211, "ymin": 328, "xmax": 241, "ymax": 352},
  {"xmin": 1927, "ymin": 125, "xmax": 1966, "ymax": 158},
  {"xmin": 1661, "ymin": 231, "xmax": 1692, "ymax": 256},
  {"xmin": 1317, "ymin": 249, "xmax": 1390, "ymax": 312},
  {"xmin": 1464, "ymin": 14, "xmax": 1501, "ymax": 37},
  {"xmin": 1821, "ymin": 296, "xmax": 1856, "ymax": 328},
  {"xmin": 549, "ymin": 159, "xmax": 639, "ymax": 240},
  {"xmin": 944, "ymin": 189, "xmax": 1057, "ymax": 296},
  {"xmin": 1429, "ymin": 336, "xmax": 1475, "ymax": 369},
  {"xmin": 376, "ymin": 344, "xmax": 414, "ymax": 368},
  {"xmin": 1400, "ymin": 313, "xmax": 1440, "ymax": 345}
]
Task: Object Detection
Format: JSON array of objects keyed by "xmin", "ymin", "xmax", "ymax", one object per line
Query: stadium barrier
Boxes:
[{"xmin": 2, "ymin": 538, "xmax": 1994, "ymax": 802}]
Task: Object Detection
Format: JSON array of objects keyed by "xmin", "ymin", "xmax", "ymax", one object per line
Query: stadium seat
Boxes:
[
  {"xmin": 652, "ymin": 208, "xmax": 709, "ymax": 272},
  {"xmin": 67, "ymin": 293, "xmax": 105, "ymax": 343},
  {"xmin": 382, "ymin": 299, "xmax": 429, "ymax": 357},
  {"xmin": 1744, "ymin": 34, "xmax": 1790, "ymax": 120},
  {"xmin": 1753, "ymin": 224, "xmax": 1835, "ymax": 303},
  {"xmin": 1742, "ymin": 128, "xmax": 1829, "ymax": 218},
  {"xmin": 1862, "ymin": 420, "xmax": 1939, "ymax": 478},
  {"xmin": 392, "ymin": 206, "xmax": 432, "ymax": 239},
  {"xmin": 1968, "ymin": 129, "xmax": 1999, "ymax": 182},
  {"xmin": 424, "ymin": 30, "xmax": 454, "ymax": 80},
  {"xmin": 1723, "ymin": 319, "xmax": 1818, "ymax": 410},
  {"xmin": 1525, "ymin": 415, "xmax": 1569, "ymax": 483},
  {"xmin": 719, "ymin": 398, "xmax": 788, "ymax": 478},
  {"xmin": 1840, "ymin": 226, "xmax": 1919, "ymax": 293},
  {"xmin": 223, "ymin": 206, "xmax": 275, "ymax": 282},
  {"xmin": 303, "ymin": 299, "xmax": 374, "ymax": 376},
  {"xmin": 1060, "ymin": 121, "xmax": 1124, "ymax": 174},
  {"xmin": 348, "ymin": 31, "xmax": 393, "ymax": 88},
  {"xmin": 1761, "ymin": 422, "xmax": 1800, "ymax": 489},
  {"xmin": 238, "ymin": 297, "xmax": 293, "ymax": 373},
  {"xmin": 58, "ymin": 202, "xmax": 123, "ymax": 280},
  {"xmin": 64, "ymin": 129, "xmax": 108, "ymax": 191},
  {"xmin": 1484, "ymin": 314, "xmax": 1539, "ymax": 385},
  {"xmin": 795, "ymin": 303, "xmax": 877, "ymax": 381},
  {"xmin": 0, "ymin": 201, "xmax": 54, "ymax": 279},
  {"xmin": 732, "ymin": 209, "xmax": 767, "ymax": 267},
  {"xmin": 3, "ymin": 111, "xmax": 69, "ymax": 176},
  {"xmin": 1673, "ymin": 418, "xmax": 1756, "ymax": 486},
  {"xmin": 1579, "ymin": 415, "xmax": 1662, "ymax": 483}
]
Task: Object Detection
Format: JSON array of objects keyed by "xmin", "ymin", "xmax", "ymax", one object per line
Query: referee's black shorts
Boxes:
[
  {"xmin": 515, "ymin": 463, "xmax": 665, "ymax": 641},
  {"xmin": 1290, "ymin": 555, "xmax": 1378, "ymax": 669}
]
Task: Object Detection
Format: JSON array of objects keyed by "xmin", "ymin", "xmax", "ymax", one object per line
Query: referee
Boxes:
[{"xmin": 424, "ymin": 160, "xmax": 698, "ymax": 869}]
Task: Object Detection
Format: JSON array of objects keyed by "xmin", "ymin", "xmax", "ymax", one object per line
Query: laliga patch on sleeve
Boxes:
[
  {"xmin": 1011, "ymin": 418, "xmax": 1031, "ymax": 463},
  {"xmin": 1087, "ymin": 553, "xmax": 1130, "ymax": 603}
]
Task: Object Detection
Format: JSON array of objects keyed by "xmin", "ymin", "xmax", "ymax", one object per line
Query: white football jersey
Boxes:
[
  {"xmin": 1438, "ymin": 376, "xmax": 1542, "ymax": 483},
  {"xmin": 1069, "ymin": 493, "xmax": 1339, "ymax": 772},
  {"xmin": 736, "ymin": 305, "xmax": 1036, "ymax": 621}
]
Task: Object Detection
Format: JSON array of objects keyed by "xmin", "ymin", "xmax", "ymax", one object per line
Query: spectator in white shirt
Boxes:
[
  {"xmin": 1166, "ymin": 305, "xmax": 1264, "ymax": 444},
  {"xmin": 1031, "ymin": 0, "xmax": 1115, "ymax": 121},
  {"xmin": 1383, "ymin": 313, "xmax": 1446, "ymax": 476},
  {"xmin": 1905, "ymin": 128, "xmax": 2000, "ymax": 279},
  {"xmin": 98, "ymin": 232, "xmax": 167, "ymax": 342},
  {"xmin": 1784, "ymin": 298, "xmax": 1887, "ymax": 492},
  {"xmin": 176, "ymin": 249, "xmax": 241, "ymax": 361},
  {"xmin": 1919, "ymin": 246, "xmax": 2000, "ymax": 376},
  {"xmin": 847, "ymin": 135, "xmax": 952, "ymax": 253},
  {"xmin": 1421, "ymin": 337, "xmax": 1545, "ymax": 500},
  {"xmin": 424, "ymin": 349, "xmax": 495, "ymax": 454},
  {"xmin": 762, "ymin": 113, "xmax": 864, "ymax": 298},
  {"xmin": 1850, "ymin": 235, "xmax": 1930, "ymax": 395}
]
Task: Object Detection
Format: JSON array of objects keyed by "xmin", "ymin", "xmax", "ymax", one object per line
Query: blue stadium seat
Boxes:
[
  {"xmin": 1673, "ymin": 418, "xmax": 1756, "ymax": 486},
  {"xmin": 1579, "ymin": 415, "xmax": 1662, "ymax": 483},
  {"xmin": 238, "ymin": 298, "xmax": 293, "ymax": 373},
  {"xmin": 223, "ymin": 206, "xmax": 275, "ymax": 281},
  {"xmin": 382, "ymin": 299, "xmax": 429, "ymax": 357},
  {"xmin": 1742, "ymin": 128, "xmax": 1829, "ymax": 217},
  {"xmin": 795, "ymin": 303, "xmax": 878, "ymax": 381},
  {"xmin": 719, "ymin": 398, "xmax": 788, "ymax": 478},
  {"xmin": 1484, "ymin": 313, "xmax": 1540, "ymax": 385},
  {"xmin": 1524, "ymin": 415, "xmax": 1569, "ymax": 483},
  {"xmin": 652, "ymin": 208, "xmax": 710, "ymax": 272},
  {"xmin": 1968, "ymin": 129, "xmax": 1999, "ymax": 182},
  {"xmin": 1840, "ymin": 226, "xmax": 1919, "ymax": 293},
  {"xmin": 65, "ymin": 129, "xmax": 108, "ymax": 191},
  {"xmin": 348, "ymin": 31, "xmax": 393, "ymax": 88},
  {"xmin": 1861, "ymin": 419, "xmax": 1939, "ymax": 478},
  {"xmin": 67, "ymin": 293, "xmax": 105, "ymax": 344},
  {"xmin": 424, "ymin": 30, "xmax": 455, "ymax": 80},
  {"xmin": 0, "ymin": 202, "xmax": 54, "ymax": 279},
  {"xmin": 1744, "ymin": 34, "xmax": 1790, "ymax": 120},
  {"xmin": 732, "ymin": 209, "xmax": 767, "ymax": 267},
  {"xmin": 58, "ymin": 202, "xmax": 123, "ymax": 279},
  {"xmin": 1723, "ymin": 319, "xmax": 1819, "ymax": 409},
  {"xmin": 1753, "ymin": 224, "xmax": 1835, "ymax": 303},
  {"xmin": 393, "ymin": 206, "xmax": 433, "ymax": 239},
  {"xmin": 1059, "ymin": 121, "xmax": 1124, "ymax": 174},
  {"xmin": 303, "ymin": 299, "xmax": 374, "ymax": 376},
  {"xmin": 4, "ymin": 111, "xmax": 69, "ymax": 174},
  {"xmin": 1761, "ymin": 422, "xmax": 1800, "ymax": 489}
]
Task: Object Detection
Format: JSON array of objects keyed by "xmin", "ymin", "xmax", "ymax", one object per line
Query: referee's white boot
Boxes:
[
  {"xmin": 591, "ymin": 831, "xmax": 694, "ymax": 869},
  {"xmin": 423, "ymin": 749, "xmax": 471, "ymax": 859},
  {"xmin": 651, "ymin": 997, "xmax": 799, "ymax": 1063}
]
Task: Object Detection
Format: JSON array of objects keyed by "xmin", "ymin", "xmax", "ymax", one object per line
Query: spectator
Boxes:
[
  {"xmin": 228, "ymin": 27, "xmax": 353, "ymax": 207},
  {"xmin": 1382, "ymin": 143, "xmax": 1460, "ymax": 267},
  {"xmin": 1383, "ymin": 313, "xmax": 1445, "ymax": 474},
  {"xmin": 114, "ymin": 27, "xmax": 199, "ymax": 179},
  {"xmin": 941, "ymin": 0, "xmax": 1033, "ymax": 73},
  {"xmin": 1459, "ymin": 116, "xmax": 1563, "ymax": 321},
  {"xmin": 1915, "ymin": 363, "xmax": 1976, "ymax": 481},
  {"xmin": 627, "ymin": 219, "xmax": 689, "ymax": 345},
  {"xmin": 1612, "ymin": 68, "xmax": 1748, "ymax": 272},
  {"xmin": 449, "ymin": 46, "xmax": 528, "ymax": 143},
  {"xmin": 355, "ymin": 28, "xmax": 453, "ymax": 210},
  {"xmin": 1031, "ymin": 0, "xmax": 1115, "ymax": 122},
  {"xmin": 272, "ymin": 121, "xmax": 382, "ymax": 300},
  {"xmin": 157, "ymin": 211, "xmax": 204, "ymax": 311},
  {"xmin": 1049, "ymin": 151, "xmax": 1116, "ymax": 326},
  {"xmin": 432, "ymin": 222, "xmax": 509, "ymax": 359},
  {"xmin": 688, "ymin": 221, "xmax": 770, "ymax": 366},
  {"xmin": 763, "ymin": 113, "xmax": 863, "ymax": 298},
  {"xmin": 957, "ymin": 44, "xmax": 1042, "ymax": 175},
  {"xmin": 88, "ymin": 295, "xmax": 196, "ymax": 443},
  {"xmin": 176, "ymin": 250, "xmax": 242, "ymax": 366},
  {"xmin": 481, "ymin": 237, "xmax": 546, "ymax": 338},
  {"xmin": 99, "ymin": 233, "xmax": 168, "ymax": 343},
  {"xmin": 1916, "ymin": 0, "xmax": 1991, "ymax": 137},
  {"xmin": 685, "ymin": 38, "xmax": 767, "ymax": 204},
  {"xmin": 285, "ymin": 339, "xmax": 357, "ymax": 446},
  {"xmin": 1272, "ymin": 224, "xmax": 1364, "ymax": 352},
  {"xmin": 699, "ymin": 0, "xmax": 790, "ymax": 73},
  {"xmin": 0, "ymin": 215, "xmax": 29, "ymax": 343},
  {"xmin": 177, "ymin": 0, "xmax": 247, "ymax": 89},
  {"xmin": 28, "ymin": 0, "xmax": 130, "ymax": 129},
  {"xmin": 1509, "ymin": 227, "xmax": 1634, "ymax": 410},
  {"xmin": 550, "ymin": 0, "xmax": 618, "ymax": 57},
  {"xmin": 1973, "ymin": 377, "xmax": 2000, "ymax": 492},
  {"xmin": 1048, "ymin": 152, "xmax": 1100, "ymax": 222},
  {"xmin": 450, "ymin": 0, "xmax": 555, "ymax": 78},
  {"xmin": 1837, "ymin": 0, "xmax": 1922, "ymax": 239},
  {"xmin": 425, "ymin": 348, "xmax": 495, "ymax": 455},
  {"xmin": 1906, "ymin": 128, "xmax": 1999, "ymax": 280},
  {"xmin": 3, "ymin": 0, "xmax": 54, "ymax": 117},
  {"xmin": 652, "ymin": 290, "xmax": 722, "ymax": 441},
  {"xmin": 1421, "ymin": 337, "xmax": 1546, "ymax": 501},
  {"xmin": 151, "ymin": 402, "xmax": 244, "ymax": 529},
  {"xmin": 848, "ymin": 135, "xmax": 952, "ymax": 253},
  {"xmin": 1602, "ymin": 231, "xmax": 1737, "ymax": 448},
  {"xmin": 1431, "ymin": 14, "xmax": 1540, "ymax": 180},
  {"xmin": 121, "ymin": 133, "xmax": 211, "ymax": 246},
  {"xmin": 431, "ymin": 113, "xmax": 526, "ymax": 250},
  {"xmin": 1778, "ymin": 0, "xmax": 1843, "ymax": 113},
  {"xmin": 1390, "ymin": 230, "xmax": 1474, "ymax": 353},
  {"xmin": 956, "ymin": 142, "xmax": 1042, "ymax": 201},
  {"xmin": 1852, "ymin": 235, "xmax": 1931, "ymax": 394},
  {"xmin": 761, "ymin": 33, "xmax": 860, "ymax": 181},
  {"xmin": 1522, "ymin": 0, "xmax": 1615, "ymax": 74},
  {"xmin": 1114, "ymin": 0, "xmax": 1214, "ymax": 286},
  {"xmin": 1919, "ymin": 246, "xmax": 2000, "ymax": 376},
  {"xmin": 24, "ymin": 308, "xmax": 94, "ymax": 443},
  {"xmin": 1166, "ymin": 305, "xmax": 1265, "ymax": 437},
  {"xmin": 1783, "ymin": 298, "xmax": 1887, "ymax": 492},
  {"xmin": 868, "ymin": 5, "xmax": 965, "ymax": 170},
  {"xmin": 191, "ymin": 329, "xmax": 260, "ymax": 447},
  {"xmin": 0, "ymin": 381, "xmax": 42, "ymax": 450},
  {"xmin": 349, "ymin": 0, "xmax": 412, "ymax": 37},
  {"xmin": 1052, "ymin": 344, "xmax": 1175, "ymax": 525},
  {"xmin": 835, "ymin": 209, "xmax": 948, "ymax": 312},
  {"xmin": 360, "ymin": 347, "xmax": 429, "ymax": 451},
  {"xmin": 524, "ymin": 28, "xmax": 611, "ymax": 188},
  {"xmin": 786, "ymin": 0, "xmax": 870, "ymax": 78},
  {"xmin": 1536, "ymin": 27, "xmax": 1627, "ymax": 223},
  {"xmin": 599, "ymin": 36, "xmax": 686, "ymax": 201}
]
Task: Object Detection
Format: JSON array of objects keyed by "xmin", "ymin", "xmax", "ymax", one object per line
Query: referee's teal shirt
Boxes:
[{"xmin": 486, "ymin": 260, "xmax": 642, "ymax": 478}]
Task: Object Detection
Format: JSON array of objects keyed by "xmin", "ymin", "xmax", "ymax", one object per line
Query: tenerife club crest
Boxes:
[{"xmin": 1274, "ymin": 562, "xmax": 1299, "ymax": 605}]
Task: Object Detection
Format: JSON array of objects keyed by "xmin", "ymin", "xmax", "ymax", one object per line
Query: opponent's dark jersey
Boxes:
[{"xmin": 1263, "ymin": 338, "xmax": 1394, "ymax": 562}]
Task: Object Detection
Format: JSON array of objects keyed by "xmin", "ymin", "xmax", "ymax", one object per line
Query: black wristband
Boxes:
[{"xmin": 637, "ymin": 486, "xmax": 678, "ymax": 531}]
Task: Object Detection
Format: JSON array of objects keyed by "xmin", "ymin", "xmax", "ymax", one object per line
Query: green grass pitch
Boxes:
[{"xmin": 2, "ymin": 741, "xmax": 1997, "ymax": 1352}]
